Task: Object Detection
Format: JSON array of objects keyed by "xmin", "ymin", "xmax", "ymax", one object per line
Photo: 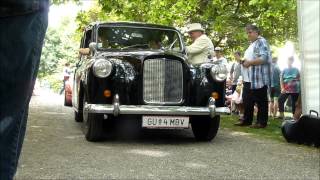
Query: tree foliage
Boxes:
[
  {"xmin": 75, "ymin": 0, "xmax": 297, "ymax": 57},
  {"xmin": 39, "ymin": 17, "xmax": 79, "ymax": 78}
]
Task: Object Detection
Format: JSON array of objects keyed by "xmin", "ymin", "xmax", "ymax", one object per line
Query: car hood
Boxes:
[{"xmin": 95, "ymin": 50, "xmax": 186, "ymax": 62}]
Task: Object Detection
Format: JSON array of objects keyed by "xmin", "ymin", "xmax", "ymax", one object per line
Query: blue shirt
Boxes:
[{"xmin": 249, "ymin": 36, "xmax": 272, "ymax": 89}]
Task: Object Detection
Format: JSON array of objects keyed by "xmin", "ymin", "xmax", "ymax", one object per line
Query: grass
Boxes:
[{"xmin": 220, "ymin": 114, "xmax": 286, "ymax": 142}]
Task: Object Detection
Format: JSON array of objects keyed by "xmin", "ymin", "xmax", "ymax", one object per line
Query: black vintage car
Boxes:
[{"xmin": 71, "ymin": 22, "xmax": 230, "ymax": 142}]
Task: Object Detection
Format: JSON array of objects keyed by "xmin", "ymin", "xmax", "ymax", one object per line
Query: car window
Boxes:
[
  {"xmin": 84, "ymin": 30, "xmax": 92, "ymax": 48},
  {"xmin": 97, "ymin": 26, "xmax": 182, "ymax": 51}
]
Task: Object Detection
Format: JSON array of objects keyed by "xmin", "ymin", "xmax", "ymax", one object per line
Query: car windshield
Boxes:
[{"xmin": 96, "ymin": 25, "xmax": 182, "ymax": 51}]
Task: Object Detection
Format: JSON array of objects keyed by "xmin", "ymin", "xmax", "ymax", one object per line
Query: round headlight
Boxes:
[
  {"xmin": 93, "ymin": 59, "xmax": 113, "ymax": 78},
  {"xmin": 210, "ymin": 64, "xmax": 228, "ymax": 82}
]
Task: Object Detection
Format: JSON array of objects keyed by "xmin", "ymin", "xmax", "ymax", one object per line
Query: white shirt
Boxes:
[
  {"xmin": 186, "ymin": 34, "xmax": 214, "ymax": 65},
  {"xmin": 63, "ymin": 67, "xmax": 71, "ymax": 77},
  {"xmin": 242, "ymin": 42, "xmax": 256, "ymax": 82}
]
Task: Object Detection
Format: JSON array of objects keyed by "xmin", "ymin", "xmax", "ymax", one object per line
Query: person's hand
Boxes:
[
  {"xmin": 281, "ymin": 88, "xmax": 286, "ymax": 94},
  {"xmin": 242, "ymin": 60, "xmax": 251, "ymax": 68}
]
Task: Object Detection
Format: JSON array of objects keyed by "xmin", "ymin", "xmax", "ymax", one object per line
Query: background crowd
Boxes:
[{"xmin": 185, "ymin": 23, "xmax": 301, "ymax": 129}]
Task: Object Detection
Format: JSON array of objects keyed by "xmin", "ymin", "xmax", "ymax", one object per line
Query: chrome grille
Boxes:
[{"xmin": 143, "ymin": 58, "xmax": 183, "ymax": 104}]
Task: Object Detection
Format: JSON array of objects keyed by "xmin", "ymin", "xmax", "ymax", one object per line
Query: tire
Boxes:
[
  {"xmin": 74, "ymin": 111, "xmax": 83, "ymax": 122},
  {"xmin": 191, "ymin": 115, "xmax": 220, "ymax": 141},
  {"xmin": 82, "ymin": 93, "xmax": 104, "ymax": 142}
]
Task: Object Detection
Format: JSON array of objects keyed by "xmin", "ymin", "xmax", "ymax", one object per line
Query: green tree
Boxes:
[
  {"xmin": 75, "ymin": 0, "xmax": 297, "ymax": 58},
  {"xmin": 38, "ymin": 17, "xmax": 80, "ymax": 92}
]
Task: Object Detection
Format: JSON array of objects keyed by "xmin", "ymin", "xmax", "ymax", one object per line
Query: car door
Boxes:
[{"xmin": 73, "ymin": 28, "xmax": 92, "ymax": 110}]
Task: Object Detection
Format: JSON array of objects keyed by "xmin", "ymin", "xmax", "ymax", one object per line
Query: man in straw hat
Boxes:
[{"xmin": 185, "ymin": 23, "xmax": 214, "ymax": 65}]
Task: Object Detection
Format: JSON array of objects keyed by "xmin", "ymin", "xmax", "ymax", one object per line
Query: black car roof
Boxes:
[{"xmin": 87, "ymin": 21, "xmax": 179, "ymax": 31}]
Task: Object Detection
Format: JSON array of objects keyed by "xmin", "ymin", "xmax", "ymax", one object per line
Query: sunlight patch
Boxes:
[
  {"xmin": 185, "ymin": 162, "xmax": 208, "ymax": 169},
  {"xmin": 30, "ymin": 126, "xmax": 43, "ymax": 128},
  {"xmin": 127, "ymin": 149, "xmax": 169, "ymax": 157},
  {"xmin": 230, "ymin": 131, "xmax": 250, "ymax": 136},
  {"xmin": 43, "ymin": 112, "xmax": 67, "ymax": 115},
  {"xmin": 64, "ymin": 135, "xmax": 84, "ymax": 139}
]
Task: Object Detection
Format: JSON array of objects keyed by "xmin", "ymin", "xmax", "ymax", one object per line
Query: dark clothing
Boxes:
[
  {"xmin": 270, "ymin": 87, "xmax": 281, "ymax": 99},
  {"xmin": 231, "ymin": 84, "xmax": 237, "ymax": 94},
  {"xmin": 242, "ymin": 82, "xmax": 251, "ymax": 120},
  {"xmin": 0, "ymin": 0, "xmax": 49, "ymax": 17},
  {"xmin": 271, "ymin": 62, "xmax": 281, "ymax": 88},
  {"xmin": 278, "ymin": 93, "xmax": 300, "ymax": 114},
  {"xmin": 0, "ymin": 1, "xmax": 48, "ymax": 179},
  {"xmin": 243, "ymin": 84, "xmax": 269, "ymax": 126}
]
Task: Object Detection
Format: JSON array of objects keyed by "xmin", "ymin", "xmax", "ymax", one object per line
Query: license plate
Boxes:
[{"xmin": 142, "ymin": 116, "xmax": 189, "ymax": 129}]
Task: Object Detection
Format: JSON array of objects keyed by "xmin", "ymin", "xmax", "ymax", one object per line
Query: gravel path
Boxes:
[{"xmin": 15, "ymin": 93, "xmax": 320, "ymax": 180}]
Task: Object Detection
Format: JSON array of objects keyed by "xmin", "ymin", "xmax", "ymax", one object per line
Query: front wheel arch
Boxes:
[{"xmin": 191, "ymin": 115, "xmax": 220, "ymax": 141}]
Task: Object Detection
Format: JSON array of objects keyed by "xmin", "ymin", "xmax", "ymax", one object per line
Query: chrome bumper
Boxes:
[{"xmin": 84, "ymin": 104, "xmax": 230, "ymax": 118}]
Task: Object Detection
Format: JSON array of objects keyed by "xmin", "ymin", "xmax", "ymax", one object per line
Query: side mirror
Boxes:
[{"xmin": 89, "ymin": 42, "xmax": 97, "ymax": 53}]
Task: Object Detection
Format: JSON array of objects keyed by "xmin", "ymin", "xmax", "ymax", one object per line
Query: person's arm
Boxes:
[
  {"xmin": 79, "ymin": 48, "xmax": 90, "ymax": 55},
  {"xmin": 243, "ymin": 38, "xmax": 269, "ymax": 67},
  {"xmin": 186, "ymin": 38, "xmax": 208, "ymax": 55},
  {"xmin": 243, "ymin": 57, "xmax": 264, "ymax": 67}
]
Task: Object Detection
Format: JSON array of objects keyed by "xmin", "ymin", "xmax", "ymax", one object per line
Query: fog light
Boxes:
[
  {"xmin": 104, "ymin": 90, "xmax": 112, "ymax": 98},
  {"xmin": 211, "ymin": 92, "xmax": 219, "ymax": 99}
]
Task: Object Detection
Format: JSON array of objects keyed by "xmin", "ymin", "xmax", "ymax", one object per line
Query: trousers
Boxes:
[
  {"xmin": 278, "ymin": 93, "xmax": 300, "ymax": 114},
  {"xmin": 0, "ymin": 9, "xmax": 48, "ymax": 179},
  {"xmin": 243, "ymin": 84, "xmax": 269, "ymax": 126}
]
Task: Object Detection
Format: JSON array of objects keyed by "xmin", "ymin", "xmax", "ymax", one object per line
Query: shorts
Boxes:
[{"xmin": 270, "ymin": 87, "xmax": 281, "ymax": 100}]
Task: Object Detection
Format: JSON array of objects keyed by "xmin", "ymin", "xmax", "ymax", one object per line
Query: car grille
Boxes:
[{"xmin": 143, "ymin": 58, "xmax": 183, "ymax": 104}]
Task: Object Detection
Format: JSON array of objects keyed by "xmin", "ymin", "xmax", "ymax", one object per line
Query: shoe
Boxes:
[
  {"xmin": 234, "ymin": 121, "xmax": 251, "ymax": 126},
  {"xmin": 250, "ymin": 123, "xmax": 267, "ymax": 129}
]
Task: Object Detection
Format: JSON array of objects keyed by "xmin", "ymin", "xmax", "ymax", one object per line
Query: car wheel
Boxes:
[
  {"xmin": 74, "ymin": 111, "xmax": 83, "ymax": 122},
  {"xmin": 191, "ymin": 115, "xmax": 220, "ymax": 141},
  {"xmin": 82, "ymin": 93, "xmax": 104, "ymax": 142}
]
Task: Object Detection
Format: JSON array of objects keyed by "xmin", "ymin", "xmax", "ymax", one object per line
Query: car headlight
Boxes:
[
  {"xmin": 93, "ymin": 59, "xmax": 113, "ymax": 78},
  {"xmin": 210, "ymin": 64, "xmax": 228, "ymax": 82}
]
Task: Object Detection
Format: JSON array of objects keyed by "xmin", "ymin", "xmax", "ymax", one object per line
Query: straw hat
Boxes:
[{"xmin": 186, "ymin": 23, "xmax": 205, "ymax": 33}]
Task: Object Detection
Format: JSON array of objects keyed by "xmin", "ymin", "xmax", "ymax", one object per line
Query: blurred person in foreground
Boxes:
[{"xmin": 0, "ymin": 1, "xmax": 49, "ymax": 179}]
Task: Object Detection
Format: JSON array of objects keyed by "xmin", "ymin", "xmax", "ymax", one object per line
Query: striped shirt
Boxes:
[{"xmin": 249, "ymin": 36, "xmax": 272, "ymax": 89}]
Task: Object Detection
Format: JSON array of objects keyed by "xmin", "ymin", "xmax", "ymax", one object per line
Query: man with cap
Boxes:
[
  {"xmin": 185, "ymin": 23, "xmax": 214, "ymax": 65},
  {"xmin": 213, "ymin": 46, "xmax": 228, "ymax": 65}
]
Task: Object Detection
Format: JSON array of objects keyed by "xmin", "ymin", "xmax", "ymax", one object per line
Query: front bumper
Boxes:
[{"xmin": 84, "ymin": 101, "xmax": 230, "ymax": 118}]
